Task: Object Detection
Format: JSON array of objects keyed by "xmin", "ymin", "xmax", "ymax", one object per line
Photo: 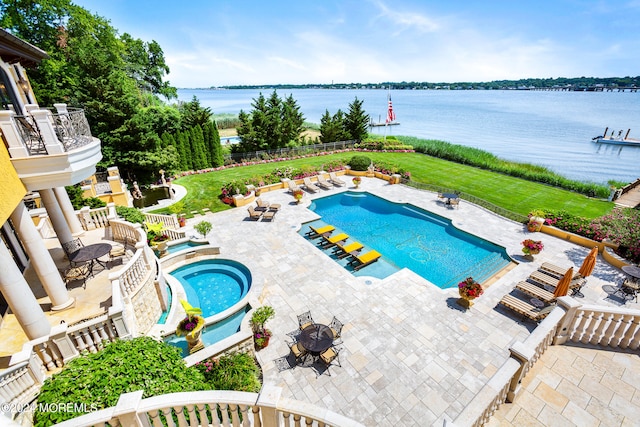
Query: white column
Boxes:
[
  {"xmin": 30, "ymin": 110, "xmax": 64, "ymax": 154},
  {"xmin": 0, "ymin": 241, "xmax": 51, "ymax": 340},
  {"xmin": 53, "ymin": 186, "xmax": 84, "ymax": 236},
  {"xmin": 39, "ymin": 188, "xmax": 73, "ymax": 245},
  {"xmin": 11, "ymin": 203, "xmax": 74, "ymax": 311},
  {"xmin": 0, "ymin": 110, "xmax": 29, "ymax": 158}
]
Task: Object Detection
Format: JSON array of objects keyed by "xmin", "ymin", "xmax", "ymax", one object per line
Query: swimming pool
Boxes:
[
  {"xmin": 164, "ymin": 305, "xmax": 250, "ymax": 357},
  {"xmin": 303, "ymin": 191, "xmax": 511, "ymax": 288},
  {"xmin": 168, "ymin": 259, "xmax": 252, "ymax": 317},
  {"xmin": 166, "ymin": 240, "xmax": 209, "ymax": 254}
]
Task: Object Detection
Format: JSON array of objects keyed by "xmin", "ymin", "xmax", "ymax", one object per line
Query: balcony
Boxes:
[{"xmin": 0, "ymin": 104, "xmax": 102, "ymax": 190}]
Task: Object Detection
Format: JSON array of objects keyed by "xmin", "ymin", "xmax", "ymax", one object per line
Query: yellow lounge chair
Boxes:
[
  {"xmin": 349, "ymin": 250, "xmax": 382, "ymax": 270},
  {"xmin": 247, "ymin": 206, "xmax": 263, "ymax": 221},
  {"xmin": 305, "ymin": 224, "xmax": 335, "ymax": 239},
  {"xmin": 315, "ymin": 174, "xmax": 333, "ymax": 189},
  {"xmin": 320, "ymin": 233, "xmax": 349, "ymax": 249},
  {"xmin": 333, "ymin": 241, "xmax": 364, "ymax": 259}
]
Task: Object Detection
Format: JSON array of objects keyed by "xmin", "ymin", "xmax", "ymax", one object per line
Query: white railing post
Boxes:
[
  {"xmin": 30, "ymin": 110, "xmax": 64, "ymax": 154},
  {"xmin": 78, "ymin": 206, "xmax": 93, "ymax": 230},
  {"xmin": 107, "ymin": 202, "xmax": 117, "ymax": 220},
  {"xmin": 256, "ymin": 385, "xmax": 282, "ymax": 427},
  {"xmin": 112, "ymin": 390, "xmax": 146, "ymax": 427},
  {"xmin": 0, "ymin": 110, "xmax": 29, "ymax": 157},
  {"xmin": 49, "ymin": 322, "xmax": 80, "ymax": 363},
  {"xmin": 552, "ymin": 296, "xmax": 581, "ymax": 345},
  {"xmin": 506, "ymin": 342, "xmax": 534, "ymax": 402}
]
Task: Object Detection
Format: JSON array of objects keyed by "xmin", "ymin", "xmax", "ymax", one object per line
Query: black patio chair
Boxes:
[
  {"xmin": 328, "ymin": 316, "xmax": 344, "ymax": 345},
  {"xmin": 61, "ymin": 238, "xmax": 84, "ymax": 265},
  {"xmin": 316, "ymin": 345, "xmax": 342, "ymax": 377},
  {"xmin": 289, "ymin": 341, "xmax": 308, "ymax": 364},
  {"xmin": 297, "ymin": 311, "xmax": 314, "ymax": 330},
  {"xmin": 286, "ymin": 328, "xmax": 302, "ymax": 344}
]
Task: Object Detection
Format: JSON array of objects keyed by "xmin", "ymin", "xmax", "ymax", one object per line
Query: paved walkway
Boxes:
[{"xmin": 188, "ymin": 177, "xmax": 638, "ymax": 426}]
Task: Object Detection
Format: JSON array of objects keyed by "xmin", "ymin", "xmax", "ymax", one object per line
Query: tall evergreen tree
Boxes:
[
  {"xmin": 281, "ymin": 94, "xmax": 305, "ymax": 146},
  {"xmin": 345, "ymin": 97, "xmax": 370, "ymax": 142},
  {"xmin": 319, "ymin": 109, "xmax": 341, "ymax": 143}
]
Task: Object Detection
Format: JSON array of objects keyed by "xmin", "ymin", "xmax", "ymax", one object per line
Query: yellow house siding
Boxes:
[{"xmin": 0, "ymin": 144, "xmax": 26, "ymax": 223}]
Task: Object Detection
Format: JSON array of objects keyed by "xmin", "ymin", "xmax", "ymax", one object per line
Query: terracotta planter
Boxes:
[{"xmin": 255, "ymin": 335, "xmax": 270, "ymax": 350}]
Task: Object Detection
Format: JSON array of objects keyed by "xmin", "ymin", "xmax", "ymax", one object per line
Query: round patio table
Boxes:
[
  {"xmin": 68, "ymin": 243, "xmax": 112, "ymax": 275},
  {"xmin": 622, "ymin": 265, "xmax": 640, "ymax": 281},
  {"xmin": 298, "ymin": 324, "xmax": 333, "ymax": 355}
]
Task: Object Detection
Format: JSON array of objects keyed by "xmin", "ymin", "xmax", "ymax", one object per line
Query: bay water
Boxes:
[{"xmin": 177, "ymin": 88, "xmax": 640, "ymax": 185}]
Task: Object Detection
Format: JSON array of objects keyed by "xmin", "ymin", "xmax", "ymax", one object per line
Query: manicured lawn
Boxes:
[{"xmin": 163, "ymin": 152, "xmax": 613, "ymax": 219}]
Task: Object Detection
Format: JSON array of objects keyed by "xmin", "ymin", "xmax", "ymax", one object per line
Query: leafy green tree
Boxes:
[
  {"xmin": 1, "ymin": 0, "xmax": 177, "ymax": 180},
  {"xmin": 320, "ymin": 109, "xmax": 343, "ymax": 143},
  {"xmin": 345, "ymin": 97, "xmax": 370, "ymax": 141}
]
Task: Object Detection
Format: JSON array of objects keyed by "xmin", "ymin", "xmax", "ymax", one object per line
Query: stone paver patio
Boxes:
[{"xmin": 184, "ymin": 177, "xmax": 639, "ymax": 426}]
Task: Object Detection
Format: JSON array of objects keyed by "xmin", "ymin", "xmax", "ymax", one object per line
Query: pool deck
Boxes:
[
  {"xmin": 2, "ymin": 177, "xmax": 638, "ymax": 426},
  {"xmin": 185, "ymin": 177, "xmax": 639, "ymax": 426}
]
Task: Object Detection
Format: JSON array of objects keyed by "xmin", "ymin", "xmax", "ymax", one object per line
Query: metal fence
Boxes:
[
  {"xmin": 224, "ymin": 140, "xmax": 357, "ymax": 163},
  {"xmin": 401, "ymin": 179, "xmax": 529, "ymax": 223}
]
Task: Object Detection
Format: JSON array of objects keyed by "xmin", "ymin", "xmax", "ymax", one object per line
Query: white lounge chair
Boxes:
[
  {"xmin": 303, "ymin": 177, "xmax": 320, "ymax": 193},
  {"xmin": 328, "ymin": 172, "xmax": 346, "ymax": 187}
]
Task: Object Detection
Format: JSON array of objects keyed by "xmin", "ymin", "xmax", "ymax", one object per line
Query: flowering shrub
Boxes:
[
  {"xmin": 458, "ymin": 277, "xmax": 484, "ymax": 299},
  {"xmin": 522, "ymin": 239, "xmax": 544, "ymax": 255},
  {"xmin": 194, "ymin": 352, "xmax": 261, "ymax": 392},
  {"xmin": 293, "ymin": 189, "xmax": 304, "ymax": 200}
]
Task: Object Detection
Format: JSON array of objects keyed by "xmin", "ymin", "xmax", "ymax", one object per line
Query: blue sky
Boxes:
[{"xmin": 73, "ymin": 0, "xmax": 640, "ymax": 88}]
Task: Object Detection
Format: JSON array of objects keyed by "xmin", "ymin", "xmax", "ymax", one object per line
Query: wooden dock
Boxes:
[{"xmin": 615, "ymin": 178, "xmax": 640, "ymax": 208}]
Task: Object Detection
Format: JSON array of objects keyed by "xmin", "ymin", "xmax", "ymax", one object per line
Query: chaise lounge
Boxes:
[
  {"xmin": 498, "ymin": 294, "xmax": 555, "ymax": 322},
  {"xmin": 320, "ymin": 233, "xmax": 349, "ymax": 249},
  {"xmin": 305, "ymin": 224, "xmax": 335, "ymax": 239},
  {"xmin": 348, "ymin": 249, "xmax": 382, "ymax": 271},
  {"xmin": 333, "ymin": 241, "xmax": 364, "ymax": 259},
  {"xmin": 303, "ymin": 177, "xmax": 320, "ymax": 193},
  {"xmin": 315, "ymin": 174, "xmax": 333, "ymax": 190},
  {"xmin": 515, "ymin": 281, "xmax": 556, "ymax": 303},
  {"xmin": 539, "ymin": 262, "xmax": 571, "ymax": 278},
  {"xmin": 328, "ymin": 172, "xmax": 346, "ymax": 187},
  {"xmin": 529, "ymin": 270, "xmax": 586, "ymax": 294}
]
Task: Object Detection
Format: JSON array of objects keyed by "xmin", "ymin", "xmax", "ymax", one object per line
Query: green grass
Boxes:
[{"xmin": 159, "ymin": 152, "xmax": 613, "ymax": 219}]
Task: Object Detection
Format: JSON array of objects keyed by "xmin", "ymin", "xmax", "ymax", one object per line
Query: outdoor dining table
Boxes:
[
  {"xmin": 442, "ymin": 193, "xmax": 459, "ymax": 204},
  {"xmin": 68, "ymin": 243, "xmax": 112, "ymax": 276},
  {"xmin": 298, "ymin": 324, "xmax": 334, "ymax": 357}
]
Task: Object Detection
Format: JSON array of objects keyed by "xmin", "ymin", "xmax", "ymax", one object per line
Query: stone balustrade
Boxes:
[
  {"xmin": 455, "ymin": 297, "xmax": 640, "ymax": 426},
  {"xmin": 53, "ymin": 386, "xmax": 365, "ymax": 427},
  {"xmin": 144, "ymin": 212, "xmax": 179, "ymax": 231}
]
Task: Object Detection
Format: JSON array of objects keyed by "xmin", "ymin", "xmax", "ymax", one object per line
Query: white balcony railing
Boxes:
[
  {"xmin": 52, "ymin": 386, "xmax": 366, "ymax": 427},
  {"xmin": 5, "ymin": 105, "xmax": 94, "ymax": 156}
]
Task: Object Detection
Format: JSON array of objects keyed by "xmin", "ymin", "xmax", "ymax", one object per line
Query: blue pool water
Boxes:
[
  {"xmin": 168, "ymin": 259, "xmax": 252, "ymax": 317},
  {"xmin": 303, "ymin": 192, "xmax": 511, "ymax": 288},
  {"xmin": 167, "ymin": 240, "xmax": 208, "ymax": 254},
  {"xmin": 164, "ymin": 305, "xmax": 250, "ymax": 357}
]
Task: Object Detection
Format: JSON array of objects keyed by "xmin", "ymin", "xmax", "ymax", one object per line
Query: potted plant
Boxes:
[
  {"xmin": 522, "ymin": 239, "xmax": 544, "ymax": 258},
  {"xmin": 176, "ymin": 300, "xmax": 205, "ymax": 353},
  {"xmin": 293, "ymin": 189, "xmax": 304, "ymax": 204},
  {"xmin": 250, "ymin": 306, "xmax": 275, "ymax": 350},
  {"xmin": 194, "ymin": 220, "xmax": 212, "ymax": 239},
  {"xmin": 458, "ymin": 277, "xmax": 484, "ymax": 308},
  {"xmin": 527, "ymin": 209, "xmax": 546, "ymax": 232},
  {"xmin": 352, "ymin": 176, "xmax": 362, "ymax": 188}
]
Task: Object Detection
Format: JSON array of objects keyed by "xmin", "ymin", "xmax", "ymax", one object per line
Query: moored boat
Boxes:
[{"xmin": 592, "ymin": 128, "xmax": 640, "ymax": 146}]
